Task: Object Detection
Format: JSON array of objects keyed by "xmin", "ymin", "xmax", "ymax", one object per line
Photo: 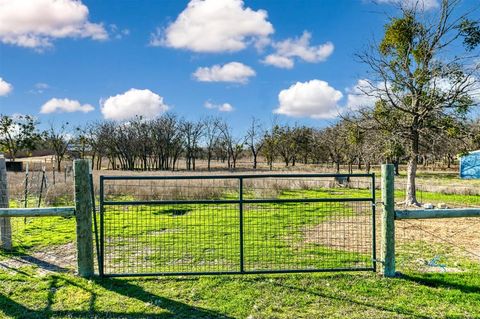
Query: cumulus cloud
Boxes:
[
  {"xmin": 101, "ymin": 88, "xmax": 169, "ymax": 121},
  {"xmin": 40, "ymin": 98, "xmax": 94, "ymax": 114},
  {"xmin": 204, "ymin": 101, "xmax": 234, "ymax": 112},
  {"xmin": 193, "ymin": 62, "xmax": 256, "ymax": 84},
  {"xmin": 151, "ymin": 0, "xmax": 274, "ymax": 53},
  {"xmin": 0, "ymin": 0, "xmax": 108, "ymax": 49},
  {"xmin": 433, "ymin": 76, "xmax": 480, "ymax": 103},
  {"xmin": 345, "ymin": 79, "xmax": 379, "ymax": 110},
  {"xmin": 274, "ymin": 80, "xmax": 343, "ymax": 119},
  {"xmin": 0, "ymin": 77, "xmax": 13, "ymax": 96},
  {"xmin": 375, "ymin": 0, "xmax": 439, "ymax": 10},
  {"xmin": 263, "ymin": 31, "xmax": 334, "ymax": 68},
  {"xmin": 262, "ymin": 54, "xmax": 294, "ymax": 69}
]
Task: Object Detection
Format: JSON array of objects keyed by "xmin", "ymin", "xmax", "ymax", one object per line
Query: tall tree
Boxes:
[
  {"xmin": 0, "ymin": 114, "xmax": 40, "ymax": 161},
  {"xmin": 358, "ymin": 0, "xmax": 480, "ymax": 205}
]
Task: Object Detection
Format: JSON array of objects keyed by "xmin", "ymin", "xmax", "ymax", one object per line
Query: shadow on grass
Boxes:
[
  {"xmin": 258, "ymin": 275, "xmax": 433, "ymax": 319},
  {"xmin": 400, "ymin": 272, "xmax": 480, "ymax": 294},
  {"xmin": 0, "ymin": 249, "xmax": 71, "ymax": 273},
  {"xmin": 0, "ymin": 275, "xmax": 232, "ymax": 319},
  {"xmin": 153, "ymin": 208, "xmax": 192, "ymax": 216}
]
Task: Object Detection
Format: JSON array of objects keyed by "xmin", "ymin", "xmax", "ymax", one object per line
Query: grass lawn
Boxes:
[
  {"xmin": 1, "ymin": 185, "xmax": 479, "ymax": 318},
  {"xmin": 1, "ymin": 267, "xmax": 480, "ymax": 318}
]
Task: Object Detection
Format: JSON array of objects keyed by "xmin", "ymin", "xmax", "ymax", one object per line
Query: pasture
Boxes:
[{"xmin": 1, "ymin": 164, "xmax": 480, "ymax": 318}]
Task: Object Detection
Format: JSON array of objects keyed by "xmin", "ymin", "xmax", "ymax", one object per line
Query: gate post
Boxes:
[
  {"xmin": 381, "ymin": 164, "xmax": 395, "ymax": 277},
  {"xmin": 74, "ymin": 159, "xmax": 94, "ymax": 278},
  {"xmin": 0, "ymin": 155, "xmax": 12, "ymax": 250}
]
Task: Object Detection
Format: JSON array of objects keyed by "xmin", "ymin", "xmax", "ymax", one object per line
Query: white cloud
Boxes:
[
  {"xmin": 375, "ymin": 0, "xmax": 439, "ymax": 10},
  {"xmin": 101, "ymin": 88, "xmax": 169, "ymax": 120},
  {"xmin": 345, "ymin": 79, "xmax": 378, "ymax": 110},
  {"xmin": 30, "ymin": 82, "xmax": 50, "ymax": 94},
  {"xmin": 274, "ymin": 80, "xmax": 343, "ymax": 119},
  {"xmin": 263, "ymin": 31, "xmax": 334, "ymax": 68},
  {"xmin": 433, "ymin": 76, "xmax": 480, "ymax": 103},
  {"xmin": 109, "ymin": 24, "xmax": 130, "ymax": 39},
  {"xmin": 262, "ymin": 54, "xmax": 294, "ymax": 69},
  {"xmin": 0, "ymin": 77, "xmax": 12, "ymax": 96},
  {"xmin": 152, "ymin": 0, "xmax": 274, "ymax": 53},
  {"xmin": 40, "ymin": 98, "xmax": 94, "ymax": 114},
  {"xmin": 193, "ymin": 62, "xmax": 255, "ymax": 84},
  {"xmin": 204, "ymin": 101, "xmax": 234, "ymax": 112},
  {"xmin": 0, "ymin": 0, "xmax": 108, "ymax": 49}
]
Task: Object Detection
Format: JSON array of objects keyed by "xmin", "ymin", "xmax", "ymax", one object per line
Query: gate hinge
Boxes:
[{"xmin": 372, "ymin": 258, "xmax": 384, "ymax": 264}]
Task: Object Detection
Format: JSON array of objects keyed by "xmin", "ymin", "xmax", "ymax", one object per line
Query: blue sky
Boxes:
[{"xmin": 0, "ymin": 0, "xmax": 478, "ymax": 134}]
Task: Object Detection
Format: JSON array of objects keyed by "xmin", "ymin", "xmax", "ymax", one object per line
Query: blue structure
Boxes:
[{"xmin": 460, "ymin": 150, "xmax": 480, "ymax": 179}]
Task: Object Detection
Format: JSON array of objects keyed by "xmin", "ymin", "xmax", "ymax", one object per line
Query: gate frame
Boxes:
[{"xmin": 98, "ymin": 173, "xmax": 377, "ymax": 277}]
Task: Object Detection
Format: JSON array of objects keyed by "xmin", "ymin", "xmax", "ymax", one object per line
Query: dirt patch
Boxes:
[
  {"xmin": 0, "ymin": 242, "xmax": 76, "ymax": 275},
  {"xmin": 305, "ymin": 215, "xmax": 480, "ymax": 261},
  {"xmin": 395, "ymin": 218, "xmax": 480, "ymax": 260},
  {"xmin": 304, "ymin": 214, "xmax": 373, "ymax": 254}
]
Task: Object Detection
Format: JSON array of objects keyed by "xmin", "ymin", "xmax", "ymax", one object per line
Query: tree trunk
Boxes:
[
  {"xmin": 406, "ymin": 130, "xmax": 420, "ymax": 206},
  {"xmin": 207, "ymin": 151, "xmax": 212, "ymax": 171}
]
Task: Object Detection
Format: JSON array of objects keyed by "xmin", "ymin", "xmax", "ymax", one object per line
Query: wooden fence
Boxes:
[
  {"xmin": 0, "ymin": 157, "xmax": 94, "ymax": 278},
  {"xmin": 380, "ymin": 164, "xmax": 480, "ymax": 277}
]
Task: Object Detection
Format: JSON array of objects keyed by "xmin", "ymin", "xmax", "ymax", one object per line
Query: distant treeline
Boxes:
[{"xmin": 1, "ymin": 113, "xmax": 478, "ymax": 174}]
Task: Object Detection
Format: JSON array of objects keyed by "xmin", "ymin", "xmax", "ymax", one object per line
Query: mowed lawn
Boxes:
[
  {"xmin": 1, "ymin": 186, "xmax": 479, "ymax": 318},
  {"xmin": 1, "ymin": 269, "xmax": 480, "ymax": 318}
]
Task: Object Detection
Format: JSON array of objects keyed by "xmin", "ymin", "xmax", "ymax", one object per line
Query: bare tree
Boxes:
[
  {"xmin": 44, "ymin": 122, "xmax": 71, "ymax": 172},
  {"xmin": 245, "ymin": 117, "xmax": 264, "ymax": 169}
]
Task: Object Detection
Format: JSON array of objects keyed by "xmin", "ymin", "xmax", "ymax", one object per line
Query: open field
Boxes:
[{"xmin": 1, "ymin": 168, "xmax": 480, "ymax": 318}]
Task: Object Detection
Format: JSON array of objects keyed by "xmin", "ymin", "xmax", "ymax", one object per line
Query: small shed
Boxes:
[{"xmin": 459, "ymin": 150, "xmax": 480, "ymax": 179}]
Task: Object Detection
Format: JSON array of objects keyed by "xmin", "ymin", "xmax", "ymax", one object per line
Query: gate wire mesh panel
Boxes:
[
  {"xmin": 394, "ymin": 183, "xmax": 480, "ymax": 274},
  {"xmin": 101, "ymin": 177, "xmax": 241, "ymax": 275},
  {"xmin": 242, "ymin": 176, "xmax": 375, "ymax": 272},
  {"xmin": 1, "ymin": 165, "xmax": 76, "ymax": 273},
  {"xmin": 100, "ymin": 174, "xmax": 376, "ymax": 276}
]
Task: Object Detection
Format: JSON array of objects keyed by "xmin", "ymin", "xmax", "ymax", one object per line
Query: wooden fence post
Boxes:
[
  {"xmin": 381, "ymin": 164, "xmax": 395, "ymax": 277},
  {"xmin": 0, "ymin": 156, "xmax": 12, "ymax": 250},
  {"xmin": 74, "ymin": 159, "xmax": 94, "ymax": 278}
]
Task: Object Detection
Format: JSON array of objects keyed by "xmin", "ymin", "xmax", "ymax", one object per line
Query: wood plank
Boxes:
[
  {"xmin": 0, "ymin": 156, "xmax": 11, "ymax": 250},
  {"xmin": 0, "ymin": 207, "xmax": 75, "ymax": 218},
  {"xmin": 74, "ymin": 159, "xmax": 94, "ymax": 278},
  {"xmin": 381, "ymin": 164, "xmax": 395, "ymax": 277},
  {"xmin": 395, "ymin": 208, "xmax": 480, "ymax": 220}
]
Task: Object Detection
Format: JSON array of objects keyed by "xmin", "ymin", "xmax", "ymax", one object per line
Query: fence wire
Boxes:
[
  {"xmin": 394, "ymin": 183, "xmax": 480, "ymax": 274},
  {"xmin": 100, "ymin": 175, "xmax": 375, "ymax": 276},
  {"xmin": 0, "ymin": 163, "xmax": 76, "ymax": 273}
]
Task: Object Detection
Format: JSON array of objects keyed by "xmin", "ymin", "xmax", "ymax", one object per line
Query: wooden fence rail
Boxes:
[
  {"xmin": 0, "ymin": 158, "xmax": 94, "ymax": 278},
  {"xmin": 0, "ymin": 207, "xmax": 75, "ymax": 218}
]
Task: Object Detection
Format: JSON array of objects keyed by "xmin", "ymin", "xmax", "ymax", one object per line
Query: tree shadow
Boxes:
[
  {"xmin": 262, "ymin": 275, "xmax": 432, "ymax": 319},
  {"xmin": 399, "ymin": 273, "xmax": 480, "ymax": 294},
  {"xmin": 153, "ymin": 208, "xmax": 192, "ymax": 216},
  {"xmin": 0, "ymin": 247, "xmax": 72, "ymax": 273},
  {"xmin": 0, "ymin": 274, "xmax": 233, "ymax": 319}
]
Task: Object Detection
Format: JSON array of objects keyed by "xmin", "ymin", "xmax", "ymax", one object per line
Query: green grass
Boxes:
[
  {"xmin": 2, "ymin": 186, "xmax": 480, "ymax": 318},
  {"xmin": 101, "ymin": 188, "xmax": 371, "ymax": 274},
  {"xmin": 0, "ymin": 267, "xmax": 479, "ymax": 318}
]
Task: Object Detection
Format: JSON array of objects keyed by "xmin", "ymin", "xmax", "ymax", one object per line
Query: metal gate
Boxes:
[{"xmin": 98, "ymin": 173, "xmax": 376, "ymax": 277}]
